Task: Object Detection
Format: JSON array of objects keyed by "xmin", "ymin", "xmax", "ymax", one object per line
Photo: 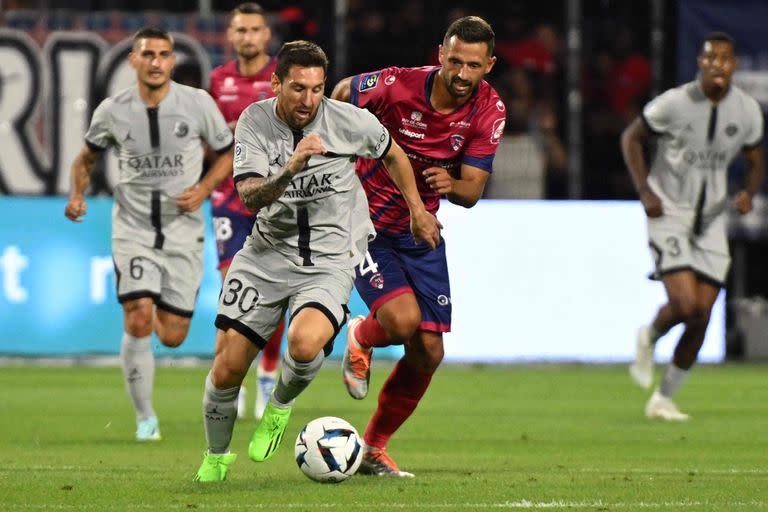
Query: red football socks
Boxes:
[
  {"xmin": 364, "ymin": 358, "xmax": 433, "ymax": 449},
  {"xmin": 355, "ymin": 314, "xmax": 391, "ymax": 349}
]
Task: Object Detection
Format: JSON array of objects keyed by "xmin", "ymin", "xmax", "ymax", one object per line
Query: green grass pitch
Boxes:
[{"xmin": 1, "ymin": 363, "xmax": 766, "ymax": 511}]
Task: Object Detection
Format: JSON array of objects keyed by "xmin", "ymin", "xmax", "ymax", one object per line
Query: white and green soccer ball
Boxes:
[{"xmin": 294, "ymin": 416, "xmax": 363, "ymax": 483}]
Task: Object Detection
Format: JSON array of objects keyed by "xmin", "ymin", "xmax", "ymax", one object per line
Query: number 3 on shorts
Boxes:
[{"xmin": 358, "ymin": 252, "xmax": 379, "ymax": 276}]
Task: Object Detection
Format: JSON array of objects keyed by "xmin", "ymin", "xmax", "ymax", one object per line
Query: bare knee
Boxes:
[
  {"xmin": 155, "ymin": 311, "xmax": 190, "ymax": 348},
  {"xmin": 123, "ymin": 301, "xmax": 153, "ymax": 337},
  {"xmin": 157, "ymin": 330, "xmax": 186, "ymax": 348},
  {"xmin": 668, "ymin": 296, "xmax": 703, "ymax": 325},
  {"xmin": 405, "ymin": 335, "xmax": 444, "ymax": 374},
  {"xmin": 287, "ymin": 311, "xmax": 333, "ymax": 362},
  {"xmin": 286, "ymin": 327, "xmax": 324, "ymax": 362},
  {"xmin": 377, "ymin": 306, "xmax": 421, "ymax": 341}
]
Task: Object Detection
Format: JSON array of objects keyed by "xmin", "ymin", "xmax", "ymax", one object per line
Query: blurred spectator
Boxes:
[
  {"xmin": 583, "ymin": 25, "xmax": 651, "ymax": 199},
  {"xmin": 530, "ymin": 101, "xmax": 568, "ymax": 199}
]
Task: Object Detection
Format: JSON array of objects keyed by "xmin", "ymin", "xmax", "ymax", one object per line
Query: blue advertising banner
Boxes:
[
  {"xmin": 0, "ymin": 197, "xmax": 726, "ymax": 362},
  {"xmin": 0, "ymin": 197, "xmax": 386, "ymax": 359}
]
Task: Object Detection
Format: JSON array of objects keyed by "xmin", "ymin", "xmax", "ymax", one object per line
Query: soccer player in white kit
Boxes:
[
  {"xmin": 64, "ymin": 27, "xmax": 235, "ymax": 440},
  {"xmin": 194, "ymin": 40, "xmax": 441, "ymax": 482},
  {"xmin": 621, "ymin": 32, "xmax": 765, "ymax": 421}
]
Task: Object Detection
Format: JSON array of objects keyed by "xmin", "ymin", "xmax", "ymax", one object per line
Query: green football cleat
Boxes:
[
  {"xmin": 248, "ymin": 402, "xmax": 292, "ymax": 462},
  {"xmin": 193, "ymin": 452, "xmax": 237, "ymax": 482}
]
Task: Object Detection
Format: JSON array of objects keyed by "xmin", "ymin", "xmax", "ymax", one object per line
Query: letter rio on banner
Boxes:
[{"xmin": 0, "ymin": 28, "xmax": 211, "ymax": 197}]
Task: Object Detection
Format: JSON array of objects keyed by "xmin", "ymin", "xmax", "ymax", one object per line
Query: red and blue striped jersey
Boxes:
[{"xmin": 350, "ymin": 66, "xmax": 505, "ymax": 233}]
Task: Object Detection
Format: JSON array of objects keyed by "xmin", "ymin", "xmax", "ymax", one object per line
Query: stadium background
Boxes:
[{"xmin": 1, "ymin": 0, "xmax": 767, "ymax": 361}]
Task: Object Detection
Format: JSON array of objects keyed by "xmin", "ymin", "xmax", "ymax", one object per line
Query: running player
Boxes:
[
  {"xmin": 209, "ymin": 2, "xmax": 283, "ymax": 421},
  {"xmin": 621, "ymin": 32, "xmax": 764, "ymax": 420},
  {"xmin": 64, "ymin": 27, "xmax": 234, "ymax": 440},
  {"xmin": 194, "ymin": 40, "xmax": 441, "ymax": 482},
  {"xmin": 331, "ymin": 16, "xmax": 504, "ymax": 476}
]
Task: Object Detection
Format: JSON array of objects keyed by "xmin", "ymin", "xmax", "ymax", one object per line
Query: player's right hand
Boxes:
[
  {"xmin": 64, "ymin": 197, "xmax": 87, "ymax": 222},
  {"xmin": 410, "ymin": 208, "xmax": 442, "ymax": 250},
  {"xmin": 286, "ymin": 133, "xmax": 326, "ymax": 174},
  {"xmin": 639, "ymin": 188, "xmax": 663, "ymax": 218}
]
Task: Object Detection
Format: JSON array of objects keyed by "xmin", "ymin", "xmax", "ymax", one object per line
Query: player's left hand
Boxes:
[
  {"xmin": 734, "ymin": 190, "xmax": 753, "ymax": 215},
  {"xmin": 410, "ymin": 208, "xmax": 443, "ymax": 250},
  {"xmin": 423, "ymin": 167, "xmax": 454, "ymax": 194},
  {"xmin": 177, "ymin": 184, "xmax": 208, "ymax": 212}
]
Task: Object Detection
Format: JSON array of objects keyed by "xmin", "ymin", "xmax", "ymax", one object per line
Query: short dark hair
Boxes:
[
  {"xmin": 231, "ymin": 2, "xmax": 266, "ymax": 20},
  {"xmin": 703, "ymin": 31, "xmax": 736, "ymax": 51},
  {"xmin": 132, "ymin": 27, "xmax": 174, "ymax": 50},
  {"xmin": 443, "ymin": 16, "xmax": 495, "ymax": 56},
  {"xmin": 274, "ymin": 40, "xmax": 328, "ymax": 81}
]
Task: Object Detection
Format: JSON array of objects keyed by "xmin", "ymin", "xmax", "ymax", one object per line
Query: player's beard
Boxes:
[
  {"xmin": 446, "ymin": 76, "xmax": 474, "ymax": 98},
  {"xmin": 238, "ymin": 45, "xmax": 261, "ymax": 61}
]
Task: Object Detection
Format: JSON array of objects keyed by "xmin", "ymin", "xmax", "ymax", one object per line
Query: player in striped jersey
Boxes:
[
  {"xmin": 64, "ymin": 27, "xmax": 234, "ymax": 441},
  {"xmin": 621, "ymin": 32, "xmax": 765, "ymax": 420},
  {"xmin": 331, "ymin": 16, "xmax": 504, "ymax": 476}
]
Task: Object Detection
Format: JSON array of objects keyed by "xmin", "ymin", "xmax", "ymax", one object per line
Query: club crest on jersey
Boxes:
[
  {"xmin": 174, "ymin": 122, "xmax": 189, "ymax": 138},
  {"xmin": 449, "ymin": 134, "xmax": 465, "ymax": 151},
  {"xmin": 369, "ymin": 272, "xmax": 384, "ymax": 289},
  {"xmin": 725, "ymin": 123, "xmax": 739, "ymax": 136},
  {"xmin": 385, "ymin": 75, "xmax": 396, "ymax": 85},
  {"xmin": 359, "ymin": 72, "xmax": 381, "ymax": 92}
]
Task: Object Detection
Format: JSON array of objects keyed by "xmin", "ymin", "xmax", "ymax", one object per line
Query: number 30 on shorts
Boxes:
[{"xmin": 222, "ymin": 278, "xmax": 260, "ymax": 313}]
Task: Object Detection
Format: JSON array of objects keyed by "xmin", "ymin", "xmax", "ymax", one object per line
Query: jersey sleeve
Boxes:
[
  {"xmin": 196, "ymin": 89, "xmax": 234, "ymax": 153},
  {"xmin": 641, "ymin": 90, "xmax": 674, "ymax": 135},
  {"xmin": 349, "ymin": 66, "xmax": 400, "ymax": 116},
  {"xmin": 743, "ymin": 96, "xmax": 765, "ymax": 149},
  {"xmin": 461, "ymin": 96, "xmax": 506, "ymax": 172},
  {"xmin": 349, "ymin": 107, "xmax": 392, "ymax": 160},
  {"xmin": 84, "ymin": 98, "xmax": 115, "ymax": 152},
  {"xmin": 232, "ymin": 106, "xmax": 269, "ymax": 182}
]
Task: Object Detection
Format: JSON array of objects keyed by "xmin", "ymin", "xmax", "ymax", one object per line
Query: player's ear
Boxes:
[
  {"xmin": 271, "ymin": 73, "xmax": 281, "ymax": 94},
  {"xmin": 264, "ymin": 26, "xmax": 272, "ymax": 42},
  {"xmin": 485, "ymin": 55, "xmax": 496, "ymax": 74},
  {"xmin": 437, "ymin": 44, "xmax": 445, "ymax": 65}
]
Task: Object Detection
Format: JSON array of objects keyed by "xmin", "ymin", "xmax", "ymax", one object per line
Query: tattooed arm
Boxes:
[{"xmin": 236, "ymin": 133, "xmax": 327, "ymax": 211}]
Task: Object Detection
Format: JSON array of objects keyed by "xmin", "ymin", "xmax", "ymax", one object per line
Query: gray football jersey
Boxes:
[
  {"xmin": 233, "ymin": 97, "xmax": 390, "ymax": 269},
  {"xmin": 85, "ymin": 81, "xmax": 233, "ymax": 250},
  {"xmin": 643, "ymin": 81, "xmax": 763, "ymax": 218}
]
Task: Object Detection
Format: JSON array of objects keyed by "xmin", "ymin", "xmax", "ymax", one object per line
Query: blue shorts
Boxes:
[
  {"xmin": 211, "ymin": 208, "xmax": 257, "ymax": 270},
  {"xmin": 354, "ymin": 231, "xmax": 451, "ymax": 333}
]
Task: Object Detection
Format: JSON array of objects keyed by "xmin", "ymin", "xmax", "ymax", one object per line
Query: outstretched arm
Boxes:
[
  {"xmin": 64, "ymin": 144, "xmax": 100, "ymax": 222},
  {"xmin": 621, "ymin": 117, "xmax": 662, "ymax": 217},
  {"xmin": 735, "ymin": 144, "xmax": 765, "ymax": 214},
  {"xmin": 236, "ymin": 134, "xmax": 327, "ymax": 211},
  {"xmin": 382, "ymin": 140, "xmax": 442, "ymax": 249}
]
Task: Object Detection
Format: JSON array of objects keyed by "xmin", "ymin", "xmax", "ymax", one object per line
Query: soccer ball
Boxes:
[{"xmin": 294, "ymin": 416, "xmax": 363, "ymax": 483}]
